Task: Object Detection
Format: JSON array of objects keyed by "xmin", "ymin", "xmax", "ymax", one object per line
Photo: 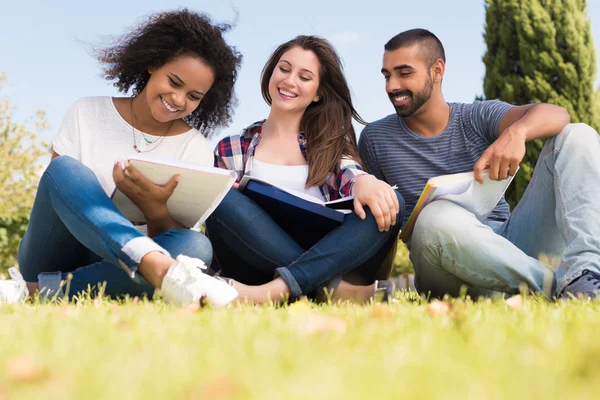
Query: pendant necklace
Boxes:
[{"xmin": 130, "ymin": 97, "xmax": 174, "ymax": 153}]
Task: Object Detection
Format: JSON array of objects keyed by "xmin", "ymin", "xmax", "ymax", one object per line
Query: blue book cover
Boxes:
[{"xmin": 242, "ymin": 180, "xmax": 350, "ymax": 249}]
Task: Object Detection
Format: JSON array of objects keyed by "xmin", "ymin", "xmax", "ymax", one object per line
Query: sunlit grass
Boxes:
[{"xmin": 1, "ymin": 292, "xmax": 599, "ymax": 399}]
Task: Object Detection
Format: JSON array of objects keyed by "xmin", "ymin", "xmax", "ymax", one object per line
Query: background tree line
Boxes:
[{"xmin": 0, "ymin": 74, "xmax": 46, "ymax": 274}]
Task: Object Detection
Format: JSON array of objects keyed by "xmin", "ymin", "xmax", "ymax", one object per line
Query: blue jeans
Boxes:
[
  {"xmin": 205, "ymin": 188, "xmax": 405, "ymax": 299},
  {"xmin": 411, "ymin": 123, "xmax": 600, "ymax": 298},
  {"xmin": 18, "ymin": 156, "xmax": 212, "ymax": 299}
]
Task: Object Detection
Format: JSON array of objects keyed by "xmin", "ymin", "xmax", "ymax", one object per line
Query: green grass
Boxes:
[{"xmin": 1, "ymin": 294, "xmax": 600, "ymax": 399}]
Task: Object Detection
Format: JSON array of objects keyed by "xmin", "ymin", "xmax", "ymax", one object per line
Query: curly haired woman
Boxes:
[{"xmin": 0, "ymin": 9, "xmax": 240, "ymax": 307}]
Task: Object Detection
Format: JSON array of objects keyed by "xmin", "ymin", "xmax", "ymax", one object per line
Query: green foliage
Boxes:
[
  {"xmin": 392, "ymin": 241, "xmax": 414, "ymax": 276},
  {"xmin": 0, "ymin": 74, "xmax": 47, "ymax": 273},
  {"xmin": 482, "ymin": 0, "xmax": 598, "ymax": 206},
  {"xmin": 595, "ymin": 87, "xmax": 600, "ymax": 129}
]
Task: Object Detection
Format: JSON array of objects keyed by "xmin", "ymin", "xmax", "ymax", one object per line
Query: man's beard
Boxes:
[{"xmin": 389, "ymin": 77, "xmax": 433, "ymax": 118}]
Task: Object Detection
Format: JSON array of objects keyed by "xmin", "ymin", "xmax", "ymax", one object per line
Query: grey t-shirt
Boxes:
[{"xmin": 358, "ymin": 100, "xmax": 513, "ymax": 226}]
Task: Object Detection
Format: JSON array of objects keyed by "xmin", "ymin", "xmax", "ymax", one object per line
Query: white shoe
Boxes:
[
  {"xmin": 159, "ymin": 255, "xmax": 238, "ymax": 308},
  {"xmin": 0, "ymin": 268, "xmax": 29, "ymax": 304}
]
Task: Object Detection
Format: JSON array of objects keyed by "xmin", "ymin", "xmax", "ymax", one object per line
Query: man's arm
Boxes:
[
  {"xmin": 474, "ymin": 103, "xmax": 570, "ymax": 183},
  {"xmin": 358, "ymin": 129, "xmax": 385, "ymax": 181},
  {"xmin": 498, "ymin": 103, "xmax": 571, "ymax": 142}
]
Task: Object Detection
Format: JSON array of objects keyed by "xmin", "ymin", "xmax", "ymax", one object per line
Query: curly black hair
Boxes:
[{"xmin": 98, "ymin": 9, "xmax": 242, "ymax": 135}]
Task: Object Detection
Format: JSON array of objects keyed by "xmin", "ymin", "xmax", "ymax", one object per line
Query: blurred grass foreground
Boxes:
[{"xmin": 1, "ymin": 294, "xmax": 600, "ymax": 399}]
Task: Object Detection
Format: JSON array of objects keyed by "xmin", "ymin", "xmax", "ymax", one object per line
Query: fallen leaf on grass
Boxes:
[
  {"xmin": 449, "ymin": 301, "xmax": 468, "ymax": 319},
  {"xmin": 192, "ymin": 375, "xmax": 247, "ymax": 400},
  {"xmin": 113, "ymin": 317, "xmax": 132, "ymax": 328},
  {"xmin": 178, "ymin": 301, "xmax": 201, "ymax": 315},
  {"xmin": 426, "ymin": 300, "xmax": 450, "ymax": 317},
  {"xmin": 302, "ymin": 315, "xmax": 347, "ymax": 336},
  {"xmin": 505, "ymin": 294, "xmax": 523, "ymax": 310},
  {"xmin": 371, "ymin": 303, "xmax": 393, "ymax": 319},
  {"xmin": 6, "ymin": 356, "xmax": 49, "ymax": 383},
  {"xmin": 61, "ymin": 305, "xmax": 75, "ymax": 317},
  {"xmin": 49, "ymin": 305, "xmax": 76, "ymax": 318}
]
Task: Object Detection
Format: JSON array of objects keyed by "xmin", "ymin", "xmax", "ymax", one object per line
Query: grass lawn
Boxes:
[{"xmin": 1, "ymin": 293, "xmax": 599, "ymax": 399}]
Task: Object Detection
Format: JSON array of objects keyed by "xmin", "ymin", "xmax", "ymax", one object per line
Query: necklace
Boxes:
[{"xmin": 130, "ymin": 97, "xmax": 174, "ymax": 153}]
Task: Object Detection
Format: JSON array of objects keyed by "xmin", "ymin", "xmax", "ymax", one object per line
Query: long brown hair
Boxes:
[{"xmin": 260, "ymin": 35, "xmax": 367, "ymax": 188}]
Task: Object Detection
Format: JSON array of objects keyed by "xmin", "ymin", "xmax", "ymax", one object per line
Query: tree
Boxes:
[
  {"xmin": 393, "ymin": 241, "xmax": 413, "ymax": 276},
  {"xmin": 0, "ymin": 74, "xmax": 47, "ymax": 274},
  {"xmin": 482, "ymin": 0, "xmax": 597, "ymax": 206},
  {"xmin": 595, "ymin": 87, "xmax": 600, "ymax": 129}
]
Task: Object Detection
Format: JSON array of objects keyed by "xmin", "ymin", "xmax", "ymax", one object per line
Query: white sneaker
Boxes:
[
  {"xmin": 159, "ymin": 255, "xmax": 238, "ymax": 308},
  {"xmin": 0, "ymin": 268, "xmax": 29, "ymax": 304}
]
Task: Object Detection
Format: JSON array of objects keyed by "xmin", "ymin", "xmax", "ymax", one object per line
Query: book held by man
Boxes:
[
  {"xmin": 238, "ymin": 175, "xmax": 354, "ymax": 249},
  {"xmin": 400, "ymin": 169, "xmax": 517, "ymax": 242},
  {"xmin": 111, "ymin": 156, "xmax": 237, "ymax": 228}
]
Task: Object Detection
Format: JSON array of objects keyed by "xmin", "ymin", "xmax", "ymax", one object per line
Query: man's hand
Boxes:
[
  {"xmin": 473, "ymin": 126, "xmax": 526, "ymax": 184},
  {"xmin": 352, "ymin": 175, "xmax": 399, "ymax": 232},
  {"xmin": 112, "ymin": 161, "xmax": 179, "ymax": 221}
]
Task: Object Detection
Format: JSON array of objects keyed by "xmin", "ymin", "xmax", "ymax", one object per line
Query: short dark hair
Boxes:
[
  {"xmin": 384, "ymin": 29, "xmax": 446, "ymax": 68},
  {"xmin": 98, "ymin": 9, "xmax": 242, "ymax": 135}
]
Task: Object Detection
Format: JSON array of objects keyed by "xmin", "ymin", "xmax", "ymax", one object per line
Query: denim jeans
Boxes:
[
  {"xmin": 410, "ymin": 123, "xmax": 600, "ymax": 298},
  {"xmin": 205, "ymin": 188, "xmax": 405, "ymax": 299},
  {"xmin": 18, "ymin": 156, "xmax": 212, "ymax": 299}
]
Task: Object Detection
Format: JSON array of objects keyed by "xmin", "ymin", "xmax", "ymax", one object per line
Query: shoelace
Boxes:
[
  {"xmin": 583, "ymin": 270, "xmax": 600, "ymax": 289},
  {"xmin": 8, "ymin": 268, "xmax": 26, "ymax": 291},
  {"xmin": 177, "ymin": 256, "xmax": 207, "ymax": 281},
  {"xmin": 1, "ymin": 268, "xmax": 27, "ymax": 302},
  {"xmin": 8, "ymin": 267, "xmax": 24, "ymax": 281}
]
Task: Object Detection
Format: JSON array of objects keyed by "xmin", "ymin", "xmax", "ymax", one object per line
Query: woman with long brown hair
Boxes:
[{"xmin": 207, "ymin": 35, "xmax": 404, "ymax": 304}]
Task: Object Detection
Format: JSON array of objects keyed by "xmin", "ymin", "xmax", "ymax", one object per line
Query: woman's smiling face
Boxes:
[
  {"xmin": 268, "ymin": 46, "xmax": 321, "ymax": 114},
  {"xmin": 143, "ymin": 54, "xmax": 215, "ymax": 122}
]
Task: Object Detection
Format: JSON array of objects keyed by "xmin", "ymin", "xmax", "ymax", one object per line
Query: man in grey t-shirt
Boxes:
[{"xmin": 358, "ymin": 28, "xmax": 600, "ymax": 299}]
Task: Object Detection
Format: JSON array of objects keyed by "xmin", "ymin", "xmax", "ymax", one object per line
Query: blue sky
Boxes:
[{"xmin": 2, "ymin": 0, "xmax": 600, "ymax": 144}]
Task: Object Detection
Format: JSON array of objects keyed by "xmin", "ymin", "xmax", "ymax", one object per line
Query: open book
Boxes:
[
  {"xmin": 238, "ymin": 175, "xmax": 353, "ymax": 249},
  {"xmin": 111, "ymin": 156, "xmax": 237, "ymax": 228},
  {"xmin": 400, "ymin": 169, "xmax": 517, "ymax": 242},
  {"xmin": 238, "ymin": 175, "xmax": 354, "ymax": 214}
]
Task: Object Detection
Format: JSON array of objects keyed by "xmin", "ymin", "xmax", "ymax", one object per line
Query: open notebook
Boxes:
[
  {"xmin": 111, "ymin": 156, "xmax": 237, "ymax": 228},
  {"xmin": 238, "ymin": 175, "xmax": 354, "ymax": 249},
  {"xmin": 238, "ymin": 175, "xmax": 354, "ymax": 213},
  {"xmin": 400, "ymin": 169, "xmax": 517, "ymax": 242}
]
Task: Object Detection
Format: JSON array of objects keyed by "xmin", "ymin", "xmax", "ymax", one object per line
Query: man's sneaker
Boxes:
[
  {"xmin": 0, "ymin": 268, "xmax": 29, "ymax": 304},
  {"xmin": 159, "ymin": 255, "xmax": 238, "ymax": 307},
  {"xmin": 560, "ymin": 269, "xmax": 600, "ymax": 299}
]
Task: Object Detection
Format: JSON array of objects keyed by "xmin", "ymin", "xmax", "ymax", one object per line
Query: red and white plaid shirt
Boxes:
[{"xmin": 214, "ymin": 120, "xmax": 365, "ymax": 201}]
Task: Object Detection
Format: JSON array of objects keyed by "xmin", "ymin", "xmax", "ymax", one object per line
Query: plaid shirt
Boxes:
[{"xmin": 214, "ymin": 120, "xmax": 366, "ymax": 201}]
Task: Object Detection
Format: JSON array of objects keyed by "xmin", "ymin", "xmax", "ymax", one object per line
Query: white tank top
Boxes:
[{"xmin": 249, "ymin": 159, "xmax": 324, "ymax": 201}]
